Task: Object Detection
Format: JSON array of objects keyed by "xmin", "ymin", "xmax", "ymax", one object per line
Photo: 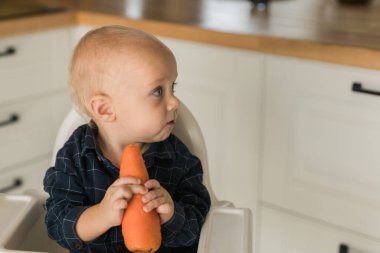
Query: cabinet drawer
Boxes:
[
  {"xmin": 262, "ymin": 55, "xmax": 380, "ymax": 238},
  {"xmin": 0, "ymin": 158, "xmax": 50, "ymax": 194},
  {"xmin": 259, "ymin": 206, "xmax": 380, "ymax": 253},
  {"xmin": 0, "ymin": 92, "xmax": 70, "ymax": 171},
  {"xmin": 0, "ymin": 28, "xmax": 70, "ymax": 103}
]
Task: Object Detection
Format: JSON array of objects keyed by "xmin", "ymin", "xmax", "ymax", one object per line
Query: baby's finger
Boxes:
[
  {"xmin": 114, "ymin": 184, "xmax": 147, "ymax": 199},
  {"xmin": 142, "ymin": 189, "xmax": 162, "ymax": 203},
  {"xmin": 113, "ymin": 198, "xmax": 128, "ymax": 211},
  {"xmin": 144, "ymin": 179, "xmax": 160, "ymax": 190},
  {"xmin": 113, "ymin": 177, "xmax": 141, "ymax": 186},
  {"xmin": 129, "ymin": 184, "xmax": 148, "ymax": 195},
  {"xmin": 112, "ymin": 185, "xmax": 133, "ymax": 201},
  {"xmin": 143, "ymin": 196, "xmax": 166, "ymax": 212},
  {"xmin": 156, "ymin": 203, "xmax": 171, "ymax": 214}
]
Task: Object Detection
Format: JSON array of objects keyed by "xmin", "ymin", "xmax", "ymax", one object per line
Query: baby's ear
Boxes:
[{"xmin": 89, "ymin": 94, "xmax": 116, "ymax": 122}]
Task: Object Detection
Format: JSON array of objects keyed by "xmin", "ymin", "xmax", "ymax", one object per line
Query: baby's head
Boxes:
[
  {"xmin": 70, "ymin": 25, "xmax": 180, "ymax": 144},
  {"xmin": 70, "ymin": 25, "xmax": 175, "ymax": 117}
]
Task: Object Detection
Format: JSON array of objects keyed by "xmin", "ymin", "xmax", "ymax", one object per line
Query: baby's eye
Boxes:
[{"xmin": 153, "ymin": 87, "xmax": 162, "ymax": 97}]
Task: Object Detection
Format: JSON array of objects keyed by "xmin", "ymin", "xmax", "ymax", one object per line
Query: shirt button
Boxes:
[
  {"xmin": 75, "ymin": 243, "xmax": 82, "ymax": 250},
  {"xmin": 116, "ymin": 244, "xmax": 123, "ymax": 252}
]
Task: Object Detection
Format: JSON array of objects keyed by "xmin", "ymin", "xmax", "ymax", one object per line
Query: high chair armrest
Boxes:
[
  {"xmin": 197, "ymin": 206, "xmax": 252, "ymax": 253},
  {"xmin": 215, "ymin": 200, "xmax": 234, "ymax": 207}
]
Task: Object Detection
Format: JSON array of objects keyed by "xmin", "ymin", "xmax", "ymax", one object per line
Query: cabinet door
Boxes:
[
  {"xmin": 0, "ymin": 92, "xmax": 70, "ymax": 171},
  {"xmin": 0, "ymin": 28, "xmax": 70, "ymax": 104},
  {"xmin": 259, "ymin": 206, "xmax": 380, "ymax": 253},
  {"xmin": 0, "ymin": 158, "xmax": 50, "ymax": 194},
  {"xmin": 161, "ymin": 37, "xmax": 263, "ymax": 213},
  {"xmin": 262, "ymin": 55, "xmax": 380, "ymax": 239}
]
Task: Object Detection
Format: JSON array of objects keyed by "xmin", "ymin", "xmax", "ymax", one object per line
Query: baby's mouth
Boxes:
[{"xmin": 166, "ymin": 120, "xmax": 175, "ymax": 125}]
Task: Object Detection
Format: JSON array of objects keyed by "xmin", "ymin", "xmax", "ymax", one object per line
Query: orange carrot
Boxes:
[{"xmin": 120, "ymin": 144, "xmax": 161, "ymax": 253}]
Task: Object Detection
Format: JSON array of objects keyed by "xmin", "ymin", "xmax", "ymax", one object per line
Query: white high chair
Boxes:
[{"xmin": 0, "ymin": 103, "xmax": 251, "ymax": 253}]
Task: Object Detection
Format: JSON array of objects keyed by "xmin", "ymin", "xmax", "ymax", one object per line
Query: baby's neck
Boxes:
[
  {"xmin": 96, "ymin": 129, "xmax": 150, "ymax": 168},
  {"xmin": 97, "ymin": 136, "xmax": 123, "ymax": 168}
]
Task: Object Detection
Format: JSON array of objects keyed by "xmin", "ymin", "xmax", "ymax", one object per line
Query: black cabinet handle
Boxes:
[
  {"xmin": 0, "ymin": 178, "xmax": 23, "ymax": 193},
  {"xmin": 0, "ymin": 46, "xmax": 16, "ymax": 57},
  {"xmin": 352, "ymin": 82, "xmax": 380, "ymax": 96},
  {"xmin": 339, "ymin": 244, "xmax": 349, "ymax": 253},
  {"xmin": 0, "ymin": 114, "xmax": 19, "ymax": 127},
  {"xmin": 340, "ymin": 243, "xmax": 372, "ymax": 253}
]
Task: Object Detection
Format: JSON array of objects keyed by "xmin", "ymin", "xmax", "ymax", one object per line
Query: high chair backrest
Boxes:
[{"xmin": 51, "ymin": 103, "xmax": 218, "ymax": 205}]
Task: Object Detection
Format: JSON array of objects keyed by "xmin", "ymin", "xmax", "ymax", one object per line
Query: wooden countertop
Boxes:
[{"xmin": 1, "ymin": 0, "xmax": 380, "ymax": 70}]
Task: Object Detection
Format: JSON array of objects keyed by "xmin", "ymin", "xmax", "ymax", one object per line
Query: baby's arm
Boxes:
[
  {"xmin": 44, "ymin": 159, "xmax": 145, "ymax": 250},
  {"xmin": 76, "ymin": 177, "xmax": 146, "ymax": 242}
]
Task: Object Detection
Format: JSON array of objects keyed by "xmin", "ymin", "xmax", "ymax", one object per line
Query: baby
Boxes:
[{"xmin": 44, "ymin": 25, "xmax": 211, "ymax": 253}]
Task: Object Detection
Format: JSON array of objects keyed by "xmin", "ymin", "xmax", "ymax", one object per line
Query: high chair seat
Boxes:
[{"xmin": 0, "ymin": 103, "xmax": 251, "ymax": 253}]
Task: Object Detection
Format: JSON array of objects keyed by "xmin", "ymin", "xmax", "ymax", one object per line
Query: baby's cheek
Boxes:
[{"xmin": 134, "ymin": 122, "xmax": 156, "ymax": 136}]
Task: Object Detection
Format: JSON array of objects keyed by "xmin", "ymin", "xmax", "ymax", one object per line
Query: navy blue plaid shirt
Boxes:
[{"xmin": 44, "ymin": 124, "xmax": 211, "ymax": 253}]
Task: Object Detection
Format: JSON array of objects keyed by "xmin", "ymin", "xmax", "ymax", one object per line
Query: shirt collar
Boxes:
[
  {"xmin": 80, "ymin": 124, "xmax": 98, "ymax": 156},
  {"xmin": 80, "ymin": 124, "xmax": 176, "ymax": 167}
]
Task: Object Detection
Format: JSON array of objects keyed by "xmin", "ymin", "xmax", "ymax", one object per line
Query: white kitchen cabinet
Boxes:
[
  {"xmin": 0, "ymin": 29, "xmax": 70, "ymax": 104},
  {"xmin": 0, "ymin": 28, "xmax": 72, "ymax": 193},
  {"xmin": 260, "ymin": 54, "xmax": 380, "ymax": 249},
  {"xmin": 0, "ymin": 92, "xmax": 70, "ymax": 171},
  {"xmin": 0, "ymin": 158, "xmax": 50, "ymax": 194},
  {"xmin": 259, "ymin": 206, "xmax": 380, "ymax": 253}
]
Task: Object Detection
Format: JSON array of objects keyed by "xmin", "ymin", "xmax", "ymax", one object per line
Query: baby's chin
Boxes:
[{"xmin": 143, "ymin": 130, "xmax": 172, "ymax": 144}]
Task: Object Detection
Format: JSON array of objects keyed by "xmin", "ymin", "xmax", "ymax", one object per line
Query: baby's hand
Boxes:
[
  {"xmin": 98, "ymin": 177, "xmax": 147, "ymax": 227},
  {"xmin": 142, "ymin": 179, "xmax": 174, "ymax": 224}
]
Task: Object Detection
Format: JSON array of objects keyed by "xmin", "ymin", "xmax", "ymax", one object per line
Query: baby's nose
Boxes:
[{"xmin": 167, "ymin": 95, "xmax": 180, "ymax": 111}]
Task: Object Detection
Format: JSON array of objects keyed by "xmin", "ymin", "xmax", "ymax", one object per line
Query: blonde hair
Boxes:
[{"xmin": 69, "ymin": 25, "xmax": 170, "ymax": 117}]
